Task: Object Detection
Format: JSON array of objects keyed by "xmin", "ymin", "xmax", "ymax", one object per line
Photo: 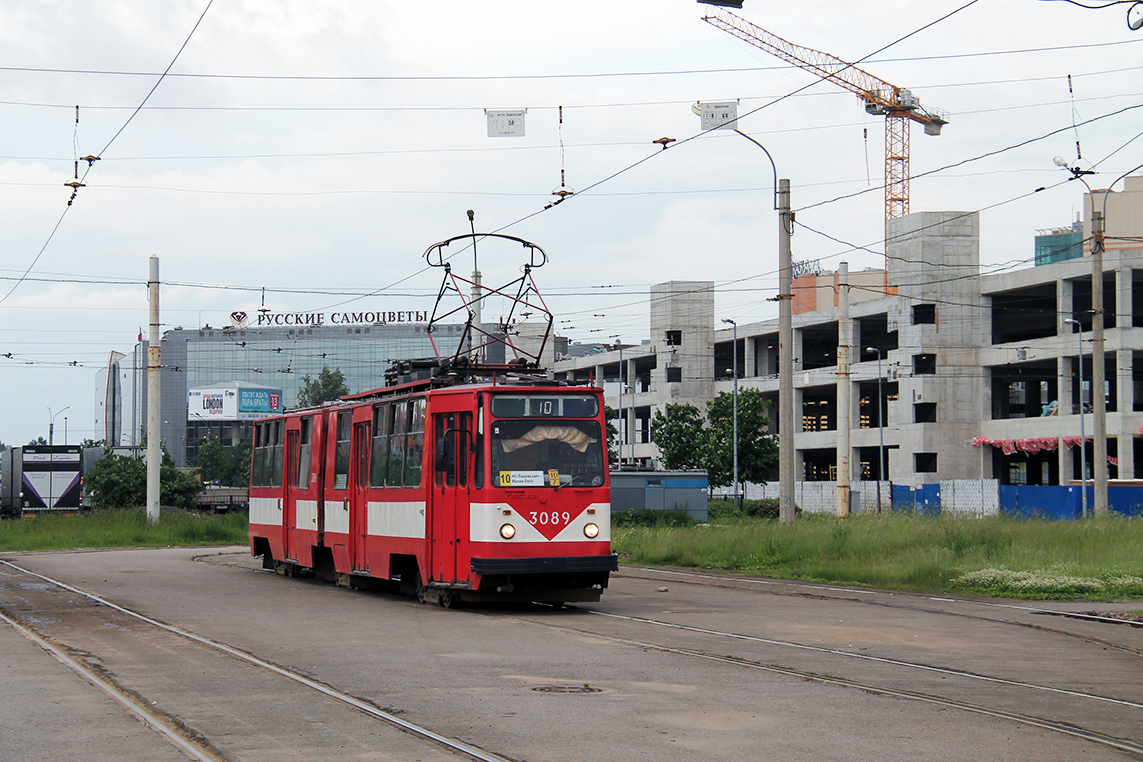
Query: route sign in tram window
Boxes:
[
  {"xmin": 491, "ymin": 419, "xmax": 604, "ymax": 488},
  {"xmin": 491, "ymin": 394, "xmax": 598, "ymax": 419}
]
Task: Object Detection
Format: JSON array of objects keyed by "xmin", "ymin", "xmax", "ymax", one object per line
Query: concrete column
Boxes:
[
  {"xmin": 1117, "ymin": 264, "xmax": 1132, "ymax": 328},
  {"xmin": 1058, "ymin": 278, "xmax": 1075, "ymax": 332},
  {"xmin": 1117, "ymin": 349, "xmax": 1134, "ymax": 478},
  {"xmin": 744, "ymin": 335, "xmax": 756, "ymax": 379},
  {"xmin": 1059, "ymin": 355, "xmax": 1074, "ymax": 416},
  {"xmin": 1058, "ymin": 355, "xmax": 1074, "ymax": 482}
]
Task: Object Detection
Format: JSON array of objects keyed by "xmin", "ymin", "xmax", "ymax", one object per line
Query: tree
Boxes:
[
  {"xmin": 196, "ymin": 439, "xmax": 229, "ymax": 484},
  {"xmin": 84, "ymin": 453, "xmax": 146, "ymax": 508},
  {"xmin": 194, "ymin": 438, "xmax": 252, "ymax": 486},
  {"xmin": 705, "ymin": 389, "xmax": 779, "ymax": 491},
  {"xmin": 160, "ymin": 459, "xmax": 204, "ymax": 510},
  {"xmin": 80, "ymin": 438, "xmax": 106, "ymax": 450},
  {"xmin": 603, "ymin": 405, "xmax": 619, "ymax": 465},
  {"xmin": 84, "ymin": 449, "xmax": 203, "ymax": 510},
  {"xmin": 297, "ymin": 365, "xmax": 349, "ymax": 407},
  {"xmin": 226, "ymin": 439, "xmax": 252, "ymax": 486},
  {"xmin": 27, "ymin": 436, "xmax": 47, "ymax": 446},
  {"xmin": 650, "ymin": 392, "xmax": 778, "ymax": 494},
  {"xmin": 651, "ymin": 403, "xmax": 709, "ymax": 471}
]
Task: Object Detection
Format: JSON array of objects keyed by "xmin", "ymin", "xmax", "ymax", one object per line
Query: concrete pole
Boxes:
[
  {"xmin": 732, "ymin": 325, "xmax": 738, "ymax": 506},
  {"xmin": 722, "ymin": 319, "xmax": 739, "ymax": 506},
  {"xmin": 836, "ymin": 262, "xmax": 851, "ymax": 518},
  {"xmin": 467, "ymin": 210, "xmax": 481, "ymax": 362},
  {"xmin": 617, "ymin": 342, "xmax": 624, "ymax": 469},
  {"xmin": 778, "ymin": 179, "xmax": 796, "ymax": 524},
  {"xmin": 146, "ymin": 256, "xmax": 161, "ymax": 523},
  {"xmin": 1091, "ymin": 210, "xmax": 1108, "ymax": 516},
  {"xmin": 471, "ymin": 269, "xmax": 482, "ymax": 362}
]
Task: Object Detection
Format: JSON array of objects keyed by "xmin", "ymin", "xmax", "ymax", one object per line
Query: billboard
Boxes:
[
  {"xmin": 238, "ymin": 388, "xmax": 282, "ymax": 419},
  {"xmin": 188, "ymin": 386, "xmax": 282, "ymax": 421},
  {"xmin": 189, "ymin": 388, "xmax": 237, "ymax": 420}
]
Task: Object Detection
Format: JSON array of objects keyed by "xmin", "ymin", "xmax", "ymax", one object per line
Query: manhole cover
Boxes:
[{"xmin": 531, "ymin": 685, "xmax": 602, "ymax": 694}]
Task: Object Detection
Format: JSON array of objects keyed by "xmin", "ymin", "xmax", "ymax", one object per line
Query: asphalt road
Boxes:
[{"xmin": 1, "ymin": 546, "xmax": 1140, "ymax": 762}]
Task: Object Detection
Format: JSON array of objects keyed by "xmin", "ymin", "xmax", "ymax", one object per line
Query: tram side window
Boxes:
[
  {"xmin": 474, "ymin": 395, "xmax": 484, "ymax": 490},
  {"xmin": 334, "ymin": 411, "xmax": 351, "ymax": 490},
  {"xmin": 405, "ymin": 398, "xmax": 426, "ymax": 487},
  {"xmin": 435, "ymin": 413, "xmax": 456, "ymax": 487},
  {"xmin": 269, "ymin": 420, "xmax": 283, "ymax": 486},
  {"xmin": 387, "ymin": 403, "xmax": 407, "ymax": 487},
  {"xmin": 370, "ymin": 404, "xmax": 390, "ymax": 488},
  {"xmin": 297, "ymin": 416, "xmax": 313, "ymax": 489},
  {"xmin": 267, "ymin": 420, "xmax": 284, "ymax": 487},
  {"xmin": 434, "ymin": 412, "xmax": 472, "ymax": 488},
  {"xmin": 252, "ymin": 423, "xmax": 266, "ymax": 487}
]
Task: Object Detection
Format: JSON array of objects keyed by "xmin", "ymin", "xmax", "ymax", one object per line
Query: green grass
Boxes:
[
  {"xmin": 612, "ymin": 511, "xmax": 1143, "ymax": 601},
  {"xmin": 0, "ymin": 508, "xmax": 249, "ymax": 552}
]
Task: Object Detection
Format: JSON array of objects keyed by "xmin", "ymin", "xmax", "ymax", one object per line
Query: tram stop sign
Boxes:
[{"xmin": 696, "ymin": 101, "xmax": 739, "ymax": 131}]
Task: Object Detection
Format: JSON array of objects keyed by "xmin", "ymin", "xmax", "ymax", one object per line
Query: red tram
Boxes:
[{"xmin": 248, "ymin": 362, "xmax": 617, "ymax": 605}]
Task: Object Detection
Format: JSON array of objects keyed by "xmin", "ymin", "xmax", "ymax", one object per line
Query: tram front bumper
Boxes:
[{"xmin": 470, "ymin": 554, "xmax": 619, "ymax": 576}]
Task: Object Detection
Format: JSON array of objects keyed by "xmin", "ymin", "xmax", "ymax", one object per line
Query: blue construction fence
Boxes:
[{"xmin": 891, "ymin": 483, "xmax": 1143, "ymax": 519}]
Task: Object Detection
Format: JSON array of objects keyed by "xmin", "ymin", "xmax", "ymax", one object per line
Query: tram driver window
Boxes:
[{"xmin": 491, "ymin": 419, "xmax": 605, "ymax": 488}]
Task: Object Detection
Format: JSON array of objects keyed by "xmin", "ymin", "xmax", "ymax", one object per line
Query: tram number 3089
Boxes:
[{"xmin": 530, "ymin": 511, "xmax": 572, "ymax": 526}]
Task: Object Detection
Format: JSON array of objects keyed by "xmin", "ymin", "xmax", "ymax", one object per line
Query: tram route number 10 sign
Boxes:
[{"xmin": 498, "ymin": 470, "xmax": 560, "ymax": 487}]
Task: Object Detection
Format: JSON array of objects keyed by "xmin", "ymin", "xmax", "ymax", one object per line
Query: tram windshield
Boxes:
[{"xmin": 490, "ymin": 419, "xmax": 605, "ymax": 488}]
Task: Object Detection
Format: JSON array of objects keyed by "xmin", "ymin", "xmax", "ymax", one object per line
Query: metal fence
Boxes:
[{"xmin": 737, "ymin": 481, "xmax": 892, "ymax": 514}]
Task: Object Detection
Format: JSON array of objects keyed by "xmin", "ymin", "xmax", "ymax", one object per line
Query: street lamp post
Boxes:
[
  {"xmin": 722, "ymin": 318, "xmax": 739, "ymax": 506},
  {"xmin": 1052, "ymin": 156, "xmax": 1140, "ymax": 517},
  {"xmin": 1065, "ymin": 318, "xmax": 1088, "ymax": 518},
  {"xmin": 865, "ymin": 348, "xmax": 885, "ymax": 513},
  {"xmin": 722, "ymin": 129, "xmax": 794, "ymax": 524},
  {"xmin": 687, "ymin": 92, "xmax": 793, "ymax": 521},
  {"xmin": 48, "ymin": 405, "xmax": 70, "ymax": 446}
]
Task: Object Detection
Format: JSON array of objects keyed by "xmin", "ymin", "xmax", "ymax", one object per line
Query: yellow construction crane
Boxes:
[{"xmin": 701, "ymin": 6, "xmax": 948, "ymax": 246}]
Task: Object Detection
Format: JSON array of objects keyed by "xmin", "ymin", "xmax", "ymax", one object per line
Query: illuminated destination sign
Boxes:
[{"xmin": 230, "ymin": 309, "xmax": 429, "ymax": 328}]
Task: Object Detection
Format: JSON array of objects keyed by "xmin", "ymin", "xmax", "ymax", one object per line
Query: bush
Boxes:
[
  {"xmin": 613, "ymin": 509, "xmax": 695, "ymax": 528},
  {"xmin": 85, "ymin": 450, "xmax": 203, "ymax": 511},
  {"xmin": 708, "ymin": 498, "xmax": 800, "ymax": 520}
]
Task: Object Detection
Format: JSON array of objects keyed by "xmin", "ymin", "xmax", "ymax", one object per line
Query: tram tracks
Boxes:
[
  {"xmin": 0, "ymin": 559, "xmax": 513, "ymax": 762},
  {"xmin": 619, "ymin": 565, "xmax": 1143, "ymax": 655},
  {"xmin": 485, "ymin": 572, "xmax": 1143, "ymax": 758},
  {"xmin": 4, "ymin": 552, "xmax": 1141, "ymax": 760},
  {"xmin": 533, "ymin": 616, "xmax": 1143, "ymax": 757}
]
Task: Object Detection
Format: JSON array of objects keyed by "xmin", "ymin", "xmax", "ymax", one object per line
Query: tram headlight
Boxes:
[
  {"xmin": 499, "ymin": 523, "xmax": 516, "ymax": 540},
  {"xmin": 583, "ymin": 522, "xmax": 600, "ymax": 539}
]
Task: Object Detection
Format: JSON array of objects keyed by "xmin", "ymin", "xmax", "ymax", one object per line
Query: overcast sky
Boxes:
[{"xmin": 2, "ymin": 0, "xmax": 1141, "ymax": 446}]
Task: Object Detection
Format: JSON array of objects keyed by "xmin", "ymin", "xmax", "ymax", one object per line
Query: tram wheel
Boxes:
[{"xmin": 414, "ymin": 572, "xmax": 429, "ymax": 605}]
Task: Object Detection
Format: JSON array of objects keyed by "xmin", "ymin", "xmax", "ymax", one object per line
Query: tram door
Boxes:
[
  {"xmin": 284, "ymin": 428, "xmax": 300, "ymax": 562},
  {"xmin": 429, "ymin": 410, "xmax": 472, "ymax": 584},
  {"xmin": 351, "ymin": 421, "xmax": 371, "ymax": 572}
]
